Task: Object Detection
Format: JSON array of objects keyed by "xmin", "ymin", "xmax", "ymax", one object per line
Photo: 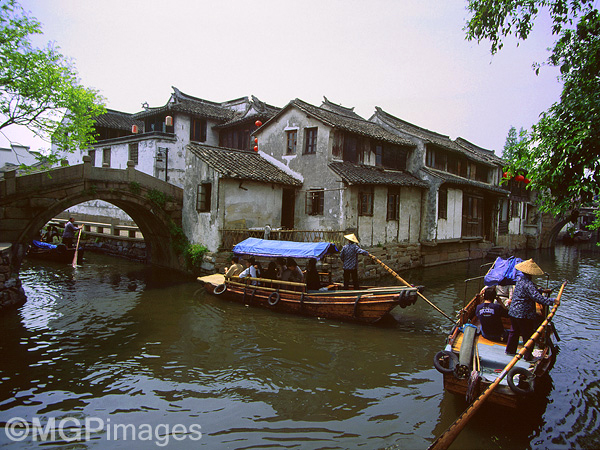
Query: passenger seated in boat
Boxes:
[
  {"xmin": 239, "ymin": 257, "xmax": 259, "ymax": 285},
  {"xmin": 224, "ymin": 256, "xmax": 244, "ymax": 278},
  {"xmin": 495, "ymin": 284, "xmax": 514, "ymax": 308},
  {"xmin": 281, "ymin": 258, "xmax": 304, "ymax": 283},
  {"xmin": 275, "ymin": 257, "xmax": 286, "ymax": 279},
  {"xmin": 305, "ymin": 258, "xmax": 321, "ymax": 291},
  {"xmin": 476, "ymin": 286, "xmax": 508, "ymax": 342},
  {"xmin": 262, "ymin": 261, "xmax": 279, "ymax": 280}
]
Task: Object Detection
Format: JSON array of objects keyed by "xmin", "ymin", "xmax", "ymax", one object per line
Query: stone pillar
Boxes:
[{"xmin": 0, "ymin": 244, "xmax": 26, "ymax": 313}]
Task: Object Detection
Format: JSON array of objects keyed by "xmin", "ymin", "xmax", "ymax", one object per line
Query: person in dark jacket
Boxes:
[
  {"xmin": 505, "ymin": 259, "xmax": 556, "ymax": 360},
  {"xmin": 305, "ymin": 258, "xmax": 321, "ymax": 291},
  {"xmin": 339, "ymin": 233, "xmax": 368, "ymax": 289},
  {"xmin": 476, "ymin": 286, "xmax": 508, "ymax": 342},
  {"xmin": 62, "ymin": 217, "xmax": 81, "ymax": 248}
]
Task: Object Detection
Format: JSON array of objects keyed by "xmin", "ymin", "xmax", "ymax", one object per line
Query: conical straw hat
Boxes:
[
  {"xmin": 515, "ymin": 258, "xmax": 544, "ymax": 276},
  {"xmin": 344, "ymin": 233, "xmax": 359, "ymax": 244}
]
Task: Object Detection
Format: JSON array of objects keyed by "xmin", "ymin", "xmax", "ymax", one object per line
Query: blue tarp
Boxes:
[
  {"xmin": 233, "ymin": 238, "xmax": 338, "ymax": 260},
  {"xmin": 32, "ymin": 240, "xmax": 57, "ymax": 250},
  {"xmin": 484, "ymin": 256, "xmax": 523, "ymax": 286}
]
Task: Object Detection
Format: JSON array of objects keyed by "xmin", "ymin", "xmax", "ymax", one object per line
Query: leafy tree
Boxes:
[
  {"xmin": 0, "ymin": 0, "xmax": 105, "ymax": 166},
  {"xmin": 465, "ymin": 1, "xmax": 600, "ymax": 227},
  {"xmin": 502, "ymin": 125, "xmax": 527, "ymax": 161}
]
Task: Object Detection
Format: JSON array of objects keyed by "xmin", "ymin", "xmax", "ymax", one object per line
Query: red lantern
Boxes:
[
  {"xmin": 253, "ymin": 145, "xmax": 258, "ymax": 152},
  {"xmin": 515, "ymin": 175, "xmax": 525, "ymax": 182},
  {"xmin": 165, "ymin": 115, "xmax": 173, "ymax": 126},
  {"xmin": 254, "ymin": 138, "xmax": 258, "ymax": 143},
  {"xmin": 502, "ymin": 171, "xmax": 509, "ymax": 178},
  {"xmin": 131, "ymin": 124, "xmax": 138, "ymax": 134},
  {"xmin": 524, "ymin": 178, "xmax": 531, "ymax": 185},
  {"xmin": 255, "ymin": 120, "xmax": 262, "ymax": 127}
]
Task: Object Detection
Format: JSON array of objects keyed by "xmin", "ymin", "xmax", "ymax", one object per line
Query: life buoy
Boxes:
[
  {"xmin": 214, "ymin": 283, "xmax": 227, "ymax": 295},
  {"xmin": 507, "ymin": 366, "xmax": 535, "ymax": 395},
  {"xmin": 268, "ymin": 291, "xmax": 280, "ymax": 306},
  {"xmin": 433, "ymin": 350, "xmax": 459, "ymax": 374}
]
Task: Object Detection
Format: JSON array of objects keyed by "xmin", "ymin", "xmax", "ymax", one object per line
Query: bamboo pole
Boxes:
[
  {"xmin": 72, "ymin": 229, "xmax": 82, "ymax": 268},
  {"xmin": 427, "ymin": 282, "xmax": 566, "ymax": 450},
  {"xmin": 367, "ymin": 253, "xmax": 455, "ymax": 323}
]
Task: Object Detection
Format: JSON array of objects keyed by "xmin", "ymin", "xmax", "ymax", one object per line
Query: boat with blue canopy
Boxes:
[{"xmin": 199, "ymin": 238, "xmax": 422, "ymax": 324}]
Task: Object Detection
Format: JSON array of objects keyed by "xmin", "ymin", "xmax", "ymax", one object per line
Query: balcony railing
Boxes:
[{"xmin": 220, "ymin": 229, "xmax": 345, "ymax": 251}]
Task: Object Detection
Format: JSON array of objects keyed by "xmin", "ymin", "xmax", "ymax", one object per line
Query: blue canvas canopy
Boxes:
[
  {"xmin": 484, "ymin": 256, "xmax": 524, "ymax": 286},
  {"xmin": 233, "ymin": 238, "xmax": 338, "ymax": 260}
]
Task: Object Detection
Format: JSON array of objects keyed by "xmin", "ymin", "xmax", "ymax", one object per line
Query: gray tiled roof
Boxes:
[
  {"xmin": 95, "ymin": 109, "xmax": 143, "ymax": 130},
  {"xmin": 329, "ymin": 161, "xmax": 428, "ymax": 188},
  {"xmin": 422, "ymin": 167, "xmax": 509, "ymax": 194},
  {"xmin": 455, "ymin": 138, "xmax": 506, "ymax": 166},
  {"xmin": 263, "ymin": 99, "xmax": 415, "ymax": 147},
  {"xmin": 134, "ymin": 87, "xmax": 235, "ymax": 121},
  {"xmin": 320, "ymin": 97, "xmax": 364, "ymax": 120},
  {"xmin": 373, "ymin": 107, "xmax": 501, "ymax": 166},
  {"xmin": 188, "ymin": 143, "xmax": 302, "ymax": 186}
]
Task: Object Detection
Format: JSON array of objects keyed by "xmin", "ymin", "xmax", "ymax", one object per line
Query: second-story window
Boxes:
[
  {"xmin": 102, "ymin": 148, "xmax": 111, "ymax": 167},
  {"xmin": 128, "ymin": 143, "xmax": 139, "ymax": 165},
  {"xmin": 191, "ymin": 118, "xmax": 207, "ymax": 142},
  {"xmin": 375, "ymin": 145, "xmax": 383, "ymax": 166},
  {"xmin": 286, "ymin": 130, "xmax": 297, "ymax": 154},
  {"xmin": 305, "ymin": 189, "xmax": 324, "ymax": 215},
  {"xmin": 359, "ymin": 187, "xmax": 374, "ymax": 216},
  {"xmin": 304, "ymin": 127, "xmax": 317, "ymax": 154}
]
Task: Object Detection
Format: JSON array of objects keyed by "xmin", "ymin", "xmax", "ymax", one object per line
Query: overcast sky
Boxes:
[{"xmin": 6, "ymin": 0, "xmax": 565, "ymax": 156}]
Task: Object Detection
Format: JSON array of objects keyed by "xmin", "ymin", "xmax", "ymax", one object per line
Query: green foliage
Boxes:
[
  {"xmin": 465, "ymin": 1, "xmax": 600, "ymax": 229},
  {"xmin": 168, "ymin": 220, "xmax": 188, "ymax": 255},
  {"xmin": 185, "ymin": 244, "xmax": 209, "ymax": 272},
  {"xmin": 0, "ymin": 0, "xmax": 105, "ymax": 163},
  {"xmin": 129, "ymin": 181, "xmax": 141, "ymax": 195},
  {"xmin": 502, "ymin": 126, "xmax": 527, "ymax": 162},
  {"xmin": 147, "ymin": 189, "xmax": 168, "ymax": 209}
]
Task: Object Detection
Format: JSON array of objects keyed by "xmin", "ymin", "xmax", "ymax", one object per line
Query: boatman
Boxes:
[
  {"xmin": 340, "ymin": 233, "xmax": 368, "ymax": 290},
  {"xmin": 62, "ymin": 217, "xmax": 81, "ymax": 248}
]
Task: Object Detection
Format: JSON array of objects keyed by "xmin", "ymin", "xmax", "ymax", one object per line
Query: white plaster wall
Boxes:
[{"xmin": 436, "ymin": 187, "xmax": 462, "ymax": 240}]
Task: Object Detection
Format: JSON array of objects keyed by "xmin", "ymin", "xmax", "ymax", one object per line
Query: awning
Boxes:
[{"xmin": 233, "ymin": 238, "xmax": 338, "ymax": 260}]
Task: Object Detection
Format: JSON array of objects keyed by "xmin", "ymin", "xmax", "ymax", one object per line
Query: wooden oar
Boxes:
[
  {"xmin": 72, "ymin": 229, "xmax": 82, "ymax": 268},
  {"xmin": 427, "ymin": 281, "xmax": 566, "ymax": 450},
  {"xmin": 367, "ymin": 253, "xmax": 455, "ymax": 323}
]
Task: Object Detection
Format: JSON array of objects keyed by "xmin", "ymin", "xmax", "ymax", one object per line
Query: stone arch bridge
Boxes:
[{"xmin": 1, "ymin": 157, "xmax": 184, "ymax": 274}]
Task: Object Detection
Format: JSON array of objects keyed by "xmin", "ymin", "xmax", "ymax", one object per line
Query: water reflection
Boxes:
[{"xmin": 0, "ymin": 247, "xmax": 599, "ymax": 449}]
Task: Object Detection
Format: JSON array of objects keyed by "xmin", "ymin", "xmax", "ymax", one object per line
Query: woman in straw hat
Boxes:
[
  {"xmin": 340, "ymin": 233, "xmax": 368, "ymax": 289},
  {"xmin": 505, "ymin": 259, "xmax": 557, "ymax": 360}
]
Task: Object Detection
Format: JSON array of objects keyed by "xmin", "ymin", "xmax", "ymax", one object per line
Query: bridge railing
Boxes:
[
  {"xmin": 49, "ymin": 219, "xmax": 144, "ymax": 241},
  {"xmin": 219, "ymin": 229, "xmax": 345, "ymax": 251}
]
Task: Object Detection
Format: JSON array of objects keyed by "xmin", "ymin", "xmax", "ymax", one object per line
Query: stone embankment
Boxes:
[{"xmin": 0, "ymin": 244, "xmax": 26, "ymax": 312}]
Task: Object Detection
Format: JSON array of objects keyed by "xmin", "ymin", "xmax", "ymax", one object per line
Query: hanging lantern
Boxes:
[
  {"xmin": 515, "ymin": 174, "xmax": 525, "ymax": 182},
  {"xmin": 254, "ymin": 137, "xmax": 258, "ymax": 143},
  {"xmin": 131, "ymin": 124, "xmax": 138, "ymax": 134},
  {"xmin": 253, "ymin": 145, "xmax": 258, "ymax": 152},
  {"xmin": 502, "ymin": 171, "xmax": 509, "ymax": 179},
  {"xmin": 165, "ymin": 115, "xmax": 173, "ymax": 126},
  {"xmin": 524, "ymin": 178, "xmax": 531, "ymax": 185},
  {"xmin": 255, "ymin": 120, "xmax": 263, "ymax": 127}
]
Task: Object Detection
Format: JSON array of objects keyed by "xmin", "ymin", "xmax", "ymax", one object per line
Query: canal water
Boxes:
[{"xmin": 1, "ymin": 244, "xmax": 599, "ymax": 449}]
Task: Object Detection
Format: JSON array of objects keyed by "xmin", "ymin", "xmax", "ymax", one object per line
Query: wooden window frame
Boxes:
[
  {"xmin": 305, "ymin": 189, "xmax": 324, "ymax": 216},
  {"xmin": 128, "ymin": 142, "xmax": 139, "ymax": 165},
  {"xmin": 359, "ymin": 187, "xmax": 374, "ymax": 217},
  {"xmin": 387, "ymin": 190, "xmax": 400, "ymax": 221},
  {"xmin": 190, "ymin": 117, "xmax": 207, "ymax": 142},
  {"xmin": 438, "ymin": 187, "xmax": 448, "ymax": 220},
  {"xmin": 304, "ymin": 127, "xmax": 318, "ymax": 154},
  {"xmin": 102, "ymin": 147, "xmax": 111, "ymax": 167},
  {"xmin": 286, "ymin": 130, "xmax": 297, "ymax": 155},
  {"xmin": 196, "ymin": 183, "xmax": 212, "ymax": 212}
]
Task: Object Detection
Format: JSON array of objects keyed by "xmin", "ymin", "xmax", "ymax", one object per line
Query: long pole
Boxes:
[
  {"xmin": 367, "ymin": 253, "xmax": 455, "ymax": 323},
  {"xmin": 427, "ymin": 282, "xmax": 566, "ymax": 450},
  {"xmin": 72, "ymin": 229, "xmax": 82, "ymax": 268}
]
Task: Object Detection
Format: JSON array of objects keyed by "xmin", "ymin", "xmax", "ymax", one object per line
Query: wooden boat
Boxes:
[
  {"xmin": 198, "ymin": 238, "xmax": 422, "ymax": 324},
  {"xmin": 27, "ymin": 240, "xmax": 84, "ymax": 265},
  {"xmin": 433, "ymin": 258, "xmax": 559, "ymax": 408}
]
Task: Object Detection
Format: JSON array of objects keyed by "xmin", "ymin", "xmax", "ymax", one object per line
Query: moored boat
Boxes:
[
  {"xmin": 199, "ymin": 238, "xmax": 422, "ymax": 324},
  {"xmin": 27, "ymin": 240, "xmax": 84, "ymax": 265},
  {"xmin": 433, "ymin": 257, "xmax": 560, "ymax": 408}
]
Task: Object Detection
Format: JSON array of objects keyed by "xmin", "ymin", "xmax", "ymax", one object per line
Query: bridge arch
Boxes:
[{"xmin": 0, "ymin": 159, "xmax": 184, "ymax": 272}]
